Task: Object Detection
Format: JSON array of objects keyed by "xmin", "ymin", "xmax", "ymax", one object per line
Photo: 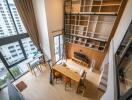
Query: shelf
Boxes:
[
  {"xmin": 82, "ymin": 1, "xmax": 121, "ymax": 7},
  {"xmin": 89, "ymin": 21, "xmax": 113, "ymax": 23},
  {"xmin": 66, "ymin": 41, "xmax": 104, "ymax": 52},
  {"xmin": 91, "ymin": 6, "xmax": 100, "ymax": 12},
  {"xmin": 81, "ymin": 4, "xmax": 120, "ymax": 7},
  {"xmin": 65, "ymin": 33, "xmax": 89, "ymax": 39},
  {"xmin": 100, "ymin": 6, "xmax": 119, "ymax": 13},
  {"xmin": 93, "ymin": 0, "xmax": 101, "ymax": 5},
  {"xmin": 102, "ymin": 1, "xmax": 121, "ymax": 6},
  {"xmin": 64, "ymin": 33, "xmax": 107, "ymax": 42},
  {"xmin": 95, "ymin": 22, "xmax": 113, "ymax": 38},
  {"xmin": 88, "ymin": 22, "xmax": 96, "ymax": 33},
  {"xmin": 64, "ymin": 0, "xmax": 122, "ymax": 52},
  {"xmin": 79, "ymin": 21, "xmax": 88, "ymax": 26},
  {"xmin": 93, "ymin": 12, "xmax": 117, "ymax": 16},
  {"xmin": 98, "ymin": 15, "xmax": 116, "ymax": 22},
  {"xmin": 65, "ymin": 12, "xmax": 118, "ymax": 16},
  {"xmin": 90, "ymin": 37, "xmax": 107, "ymax": 42}
]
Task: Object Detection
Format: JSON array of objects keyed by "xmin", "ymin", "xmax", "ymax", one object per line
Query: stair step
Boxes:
[
  {"xmin": 100, "ymin": 81, "xmax": 107, "ymax": 87},
  {"xmin": 99, "ymin": 84, "xmax": 107, "ymax": 92},
  {"xmin": 102, "ymin": 75, "xmax": 108, "ymax": 81},
  {"xmin": 103, "ymin": 69, "xmax": 108, "ymax": 74},
  {"xmin": 99, "ymin": 63, "xmax": 109, "ymax": 92}
]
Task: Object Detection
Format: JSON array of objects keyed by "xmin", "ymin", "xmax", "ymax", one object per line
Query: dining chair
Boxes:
[
  {"xmin": 63, "ymin": 76, "xmax": 71, "ymax": 91},
  {"xmin": 29, "ymin": 62, "xmax": 37, "ymax": 76},
  {"xmin": 78, "ymin": 71, "xmax": 87, "ymax": 94},
  {"xmin": 29, "ymin": 60, "xmax": 43, "ymax": 76},
  {"xmin": 36, "ymin": 59, "xmax": 45, "ymax": 72},
  {"xmin": 53, "ymin": 71, "xmax": 62, "ymax": 83}
]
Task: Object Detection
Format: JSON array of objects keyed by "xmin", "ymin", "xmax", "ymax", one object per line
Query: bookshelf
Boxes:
[{"xmin": 64, "ymin": 0, "xmax": 123, "ymax": 52}]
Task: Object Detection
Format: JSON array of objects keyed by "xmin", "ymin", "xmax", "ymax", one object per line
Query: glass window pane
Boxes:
[
  {"xmin": 9, "ymin": 58, "xmax": 29, "ymax": 79},
  {"xmin": 0, "ymin": 42, "xmax": 25, "ymax": 66},
  {"xmin": 54, "ymin": 36, "xmax": 60, "ymax": 62},
  {"xmin": 116, "ymin": 22, "xmax": 132, "ymax": 97},
  {"xmin": 0, "ymin": 59, "xmax": 13, "ymax": 88},
  {"xmin": 60, "ymin": 35, "xmax": 63, "ymax": 58},
  {"xmin": 0, "ymin": 0, "xmax": 17, "ymax": 38},
  {"xmin": 7, "ymin": 0, "xmax": 27, "ymax": 34},
  {"xmin": 9, "ymin": 64, "xmax": 24, "ymax": 79},
  {"xmin": 21, "ymin": 37, "xmax": 38, "ymax": 58}
]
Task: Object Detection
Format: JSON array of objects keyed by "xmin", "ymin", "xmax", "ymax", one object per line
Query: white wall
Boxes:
[
  {"xmin": 113, "ymin": 0, "xmax": 132, "ymax": 53},
  {"xmin": 44, "ymin": 0, "xmax": 64, "ymax": 62},
  {"xmin": 101, "ymin": 0, "xmax": 132, "ymax": 100},
  {"xmin": 32, "ymin": 0, "xmax": 51, "ymax": 59},
  {"xmin": 33, "ymin": 0, "xmax": 64, "ymax": 61},
  {"xmin": 44, "ymin": 0, "xmax": 64, "ymax": 33},
  {"xmin": 101, "ymin": 40, "xmax": 117, "ymax": 100},
  {"xmin": 100, "ymin": 52, "xmax": 109, "ymax": 71}
]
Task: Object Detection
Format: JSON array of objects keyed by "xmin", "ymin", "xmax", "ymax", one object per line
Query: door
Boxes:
[{"xmin": 54, "ymin": 35, "xmax": 63, "ymax": 62}]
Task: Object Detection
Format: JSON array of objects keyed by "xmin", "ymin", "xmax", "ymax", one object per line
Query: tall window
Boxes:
[
  {"xmin": 0, "ymin": 0, "xmax": 17, "ymax": 38},
  {"xmin": 0, "ymin": 0, "xmax": 38, "ymax": 88},
  {"xmin": 54, "ymin": 35, "xmax": 63, "ymax": 62}
]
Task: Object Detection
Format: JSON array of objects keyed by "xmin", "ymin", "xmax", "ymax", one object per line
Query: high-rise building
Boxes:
[
  {"xmin": 22, "ymin": 38, "xmax": 38, "ymax": 58},
  {"xmin": 8, "ymin": 0, "xmax": 26, "ymax": 34},
  {"xmin": 0, "ymin": 42, "xmax": 25, "ymax": 65},
  {"xmin": 0, "ymin": 0, "xmax": 26, "ymax": 38},
  {"xmin": 0, "ymin": 0, "xmax": 17, "ymax": 38}
]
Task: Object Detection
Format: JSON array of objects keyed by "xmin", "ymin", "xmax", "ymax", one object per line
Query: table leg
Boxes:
[{"xmin": 76, "ymin": 81, "xmax": 80, "ymax": 93}]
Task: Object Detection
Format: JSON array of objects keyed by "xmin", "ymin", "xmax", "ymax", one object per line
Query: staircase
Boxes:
[{"xmin": 98, "ymin": 63, "xmax": 109, "ymax": 92}]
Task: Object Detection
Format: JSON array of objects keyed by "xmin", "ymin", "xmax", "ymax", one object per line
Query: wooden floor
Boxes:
[{"xmin": 0, "ymin": 60, "xmax": 103, "ymax": 100}]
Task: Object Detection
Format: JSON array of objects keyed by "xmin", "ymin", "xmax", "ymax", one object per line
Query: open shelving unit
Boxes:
[{"xmin": 64, "ymin": 0, "xmax": 123, "ymax": 52}]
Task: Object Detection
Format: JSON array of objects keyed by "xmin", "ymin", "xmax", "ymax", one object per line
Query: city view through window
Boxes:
[{"xmin": 0, "ymin": 0, "xmax": 38, "ymax": 88}]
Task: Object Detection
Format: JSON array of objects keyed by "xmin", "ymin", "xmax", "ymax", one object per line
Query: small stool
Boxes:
[{"xmin": 53, "ymin": 71, "xmax": 62, "ymax": 83}]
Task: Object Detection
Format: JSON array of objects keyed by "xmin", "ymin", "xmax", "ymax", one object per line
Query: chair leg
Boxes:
[
  {"xmin": 38, "ymin": 64, "xmax": 44, "ymax": 73},
  {"xmin": 65, "ymin": 82, "xmax": 71, "ymax": 91},
  {"xmin": 38, "ymin": 64, "xmax": 43, "ymax": 72},
  {"xmin": 32, "ymin": 69, "xmax": 36, "ymax": 77},
  {"xmin": 82, "ymin": 86, "xmax": 86, "ymax": 96},
  {"xmin": 40, "ymin": 64, "xmax": 43, "ymax": 72},
  {"xmin": 65, "ymin": 83, "xmax": 67, "ymax": 91},
  {"xmin": 56, "ymin": 78, "xmax": 57, "ymax": 83},
  {"xmin": 38, "ymin": 65, "xmax": 41, "ymax": 72},
  {"xmin": 70, "ymin": 81, "xmax": 71, "ymax": 87}
]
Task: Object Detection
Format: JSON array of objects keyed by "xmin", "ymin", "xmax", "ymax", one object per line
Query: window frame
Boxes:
[
  {"xmin": 53, "ymin": 34, "xmax": 63, "ymax": 63},
  {"xmin": 0, "ymin": 0, "xmax": 35, "ymax": 85}
]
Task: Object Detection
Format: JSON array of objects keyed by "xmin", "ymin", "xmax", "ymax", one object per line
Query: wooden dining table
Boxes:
[{"xmin": 52, "ymin": 64, "xmax": 81, "ymax": 93}]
